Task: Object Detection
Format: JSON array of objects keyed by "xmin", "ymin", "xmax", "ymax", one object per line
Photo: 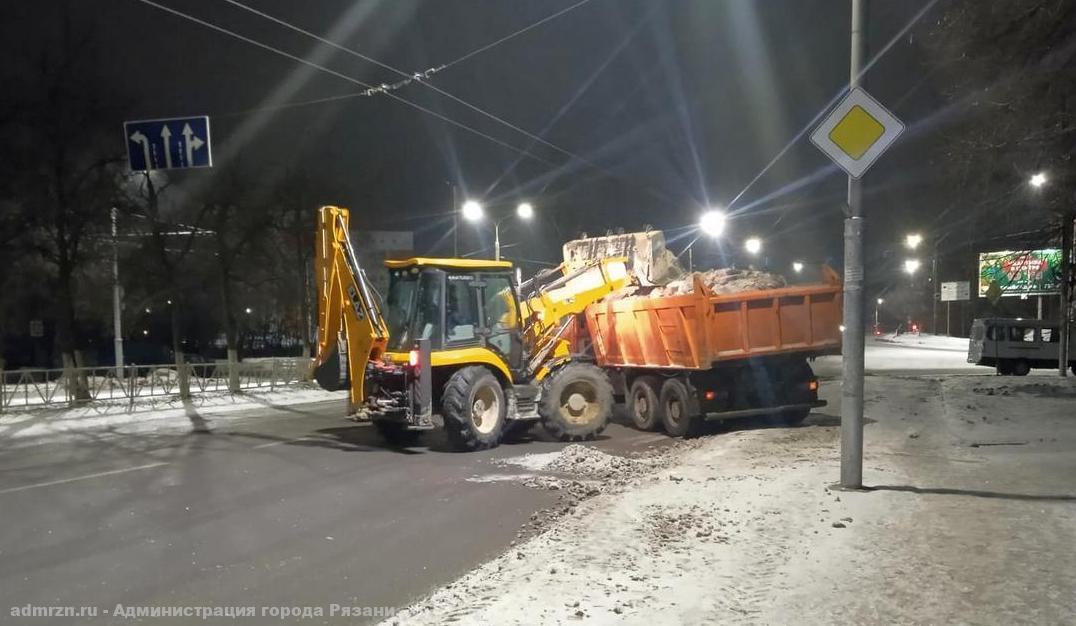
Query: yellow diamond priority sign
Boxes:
[{"xmin": 811, "ymin": 87, "xmax": 904, "ymax": 179}]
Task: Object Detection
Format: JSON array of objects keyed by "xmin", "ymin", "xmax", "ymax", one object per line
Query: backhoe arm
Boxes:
[{"xmin": 313, "ymin": 205, "xmax": 389, "ymax": 412}]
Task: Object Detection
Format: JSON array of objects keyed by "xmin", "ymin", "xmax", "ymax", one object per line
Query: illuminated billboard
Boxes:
[{"xmin": 978, "ymin": 249, "xmax": 1062, "ymax": 297}]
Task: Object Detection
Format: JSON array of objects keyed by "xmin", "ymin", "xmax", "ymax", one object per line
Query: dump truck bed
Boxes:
[{"xmin": 584, "ymin": 269, "xmax": 842, "ymax": 369}]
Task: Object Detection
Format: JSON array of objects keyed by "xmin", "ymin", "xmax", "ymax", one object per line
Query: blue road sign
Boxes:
[{"xmin": 124, "ymin": 116, "xmax": 212, "ymax": 172}]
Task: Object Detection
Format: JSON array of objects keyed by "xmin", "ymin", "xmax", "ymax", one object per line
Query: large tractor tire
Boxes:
[
  {"xmin": 628, "ymin": 376, "xmax": 663, "ymax": 431},
  {"xmin": 660, "ymin": 377, "xmax": 700, "ymax": 438},
  {"xmin": 539, "ymin": 363, "xmax": 613, "ymax": 441},
  {"xmin": 374, "ymin": 421, "xmax": 422, "ymax": 447},
  {"xmin": 442, "ymin": 366, "xmax": 507, "ymax": 451}
]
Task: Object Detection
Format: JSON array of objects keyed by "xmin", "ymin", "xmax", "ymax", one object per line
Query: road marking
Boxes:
[
  {"xmin": 0, "ymin": 462, "xmax": 169, "ymax": 496},
  {"xmin": 251, "ymin": 436, "xmax": 315, "ymax": 450}
]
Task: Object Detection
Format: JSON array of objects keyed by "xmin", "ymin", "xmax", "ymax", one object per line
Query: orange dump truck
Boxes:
[{"xmin": 583, "ymin": 267, "xmax": 842, "ymax": 436}]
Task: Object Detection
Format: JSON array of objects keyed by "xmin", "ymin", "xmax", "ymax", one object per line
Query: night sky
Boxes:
[{"xmin": 2, "ymin": 0, "xmax": 942, "ymax": 276}]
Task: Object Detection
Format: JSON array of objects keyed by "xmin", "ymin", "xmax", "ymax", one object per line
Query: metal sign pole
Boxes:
[
  {"xmin": 111, "ymin": 207, "xmax": 125, "ymax": 379},
  {"xmin": 840, "ymin": 0, "xmax": 867, "ymax": 489}
]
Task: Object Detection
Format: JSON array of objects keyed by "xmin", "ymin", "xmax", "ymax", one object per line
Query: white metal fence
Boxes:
[{"xmin": 0, "ymin": 358, "xmax": 312, "ymax": 412}]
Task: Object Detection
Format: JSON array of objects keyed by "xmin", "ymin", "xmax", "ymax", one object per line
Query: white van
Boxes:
[{"xmin": 968, "ymin": 318, "xmax": 1075, "ymax": 376}]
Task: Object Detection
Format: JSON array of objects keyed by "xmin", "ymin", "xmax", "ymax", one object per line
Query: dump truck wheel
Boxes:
[
  {"xmin": 442, "ymin": 366, "xmax": 506, "ymax": 451},
  {"xmin": 539, "ymin": 363, "xmax": 612, "ymax": 441},
  {"xmin": 1011, "ymin": 359, "xmax": 1031, "ymax": 376},
  {"xmin": 660, "ymin": 377, "xmax": 699, "ymax": 438},
  {"xmin": 628, "ymin": 376, "xmax": 663, "ymax": 431},
  {"xmin": 374, "ymin": 421, "xmax": 422, "ymax": 447}
]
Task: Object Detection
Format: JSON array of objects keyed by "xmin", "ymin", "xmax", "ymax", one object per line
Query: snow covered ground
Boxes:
[
  {"xmin": 813, "ymin": 333, "xmax": 980, "ymax": 375},
  {"xmin": 386, "ymin": 375, "xmax": 1076, "ymax": 625},
  {"xmin": 0, "ymin": 386, "xmax": 346, "ymax": 446}
]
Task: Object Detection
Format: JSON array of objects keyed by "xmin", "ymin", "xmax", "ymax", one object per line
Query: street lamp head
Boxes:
[
  {"xmin": 744, "ymin": 237, "xmax": 762, "ymax": 255},
  {"xmin": 904, "ymin": 233, "xmax": 923, "ymax": 250},
  {"xmin": 877, "ymin": 297, "xmax": 884, "ymax": 305},
  {"xmin": 461, "ymin": 200, "xmax": 484, "ymax": 222},
  {"xmin": 904, "ymin": 258, "xmax": 921, "ymax": 275},
  {"xmin": 245, "ymin": 307, "xmax": 253, "ymax": 314},
  {"xmin": 792, "ymin": 261, "xmax": 804, "ymax": 274},
  {"xmin": 516, "ymin": 202, "xmax": 534, "ymax": 220},
  {"xmin": 699, "ymin": 209, "xmax": 726, "ymax": 237},
  {"xmin": 1030, "ymin": 172, "xmax": 1047, "ymax": 188}
]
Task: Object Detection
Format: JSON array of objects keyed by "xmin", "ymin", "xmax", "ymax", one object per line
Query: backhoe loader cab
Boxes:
[{"xmin": 313, "ymin": 206, "xmax": 619, "ymax": 451}]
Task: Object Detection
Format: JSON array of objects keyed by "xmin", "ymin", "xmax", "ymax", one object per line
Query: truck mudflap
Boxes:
[{"xmin": 701, "ymin": 400, "xmax": 827, "ymax": 421}]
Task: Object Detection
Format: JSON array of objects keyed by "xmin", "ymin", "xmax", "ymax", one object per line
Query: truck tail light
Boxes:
[
  {"xmin": 408, "ymin": 349, "xmax": 420, "ymax": 368},
  {"xmin": 808, "ymin": 379, "xmax": 819, "ymax": 392},
  {"xmin": 703, "ymin": 390, "xmax": 716, "ymax": 401}
]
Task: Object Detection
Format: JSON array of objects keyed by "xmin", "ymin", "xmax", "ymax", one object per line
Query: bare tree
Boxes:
[
  {"xmin": 201, "ymin": 168, "xmax": 273, "ymax": 390},
  {"xmin": 922, "ymin": 0, "xmax": 1076, "ymax": 236},
  {"xmin": 6, "ymin": 16, "xmax": 122, "ymax": 395}
]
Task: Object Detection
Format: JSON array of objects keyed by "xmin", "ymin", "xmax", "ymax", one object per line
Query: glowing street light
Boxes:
[
  {"xmin": 1029, "ymin": 172, "xmax": 1047, "ymax": 188},
  {"xmin": 792, "ymin": 261, "xmax": 804, "ymax": 274},
  {"xmin": 461, "ymin": 200, "xmax": 484, "ymax": 222},
  {"xmin": 904, "ymin": 258, "xmax": 921, "ymax": 275},
  {"xmin": 699, "ymin": 209, "xmax": 726, "ymax": 237},
  {"xmin": 904, "ymin": 233, "xmax": 923, "ymax": 250},
  {"xmin": 244, "ymin": 307, "xmax": 253, "ymax": 314},
  {"xmin": 877, "ymin": 297, "xmax": 884, "ymax": 305},
  {"xmin": 744, "ymin": 237, "xmax": 762, "ymax": 255},
  {"xmin": 516, "ymin": 202, "xmax": 534, "ymax": 220}
]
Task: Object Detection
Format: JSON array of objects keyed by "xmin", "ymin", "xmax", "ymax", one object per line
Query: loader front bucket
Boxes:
[{"xmin": 561, "ymin": 230, "xmax": 683, "ymax": 286}]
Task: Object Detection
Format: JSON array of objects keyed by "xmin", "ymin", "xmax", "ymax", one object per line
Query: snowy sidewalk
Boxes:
[
  {"xmin": 0, "ymin": 386, "xmax": 346, "ymax": 447},
  {"xmin": 387, "ymin": 375, "xmax": 1076, "ymax": 625}
]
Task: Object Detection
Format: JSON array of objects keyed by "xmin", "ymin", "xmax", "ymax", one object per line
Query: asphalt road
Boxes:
[
  {"xmin": 0, "ymin": 338, "xmax": 994, "ymax": 624},
  {"xmin": 0, "ymin": 400, "xmax": 674, "ymax": 625}
]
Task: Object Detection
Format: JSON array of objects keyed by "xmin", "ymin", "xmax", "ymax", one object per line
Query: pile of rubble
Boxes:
[
  {"xmin": 612, "ymin": 267, "xmax": 787, "ymax": 299},
  {"xmin": 654, "ymin": 267, "xmax": 786, "ymax": 296}
]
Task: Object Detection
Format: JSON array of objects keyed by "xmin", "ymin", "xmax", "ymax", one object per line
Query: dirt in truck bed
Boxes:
[{"xmin": 613, "ymin": 267, "xmax": 787, "ymax": 299}]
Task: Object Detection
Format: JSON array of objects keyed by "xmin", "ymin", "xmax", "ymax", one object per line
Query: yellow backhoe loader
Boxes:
[{"xmin": 311, "ymin": 206, "xmax": 635, "ymax": 450}]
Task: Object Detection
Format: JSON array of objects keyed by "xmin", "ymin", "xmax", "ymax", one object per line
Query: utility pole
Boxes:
[
  {"xmin": 840, "ymin": 0, "xmax": 867, "ymax": 489},
  {"xmin": 1060, "ymin": 211, "xmax": 1074, "ymax": 377},
  {"xmin": 111, "ymin": 207, "xmax": 125, "ymax": 378}
]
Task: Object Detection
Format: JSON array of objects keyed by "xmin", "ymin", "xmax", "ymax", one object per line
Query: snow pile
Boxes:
[
  {"xmin": 491, "ymin": 442, "xmax": 702, "ymax": 542},
  {"xmin": 543, "ymin": 443, "xmax": 663, "ymax": 479}
]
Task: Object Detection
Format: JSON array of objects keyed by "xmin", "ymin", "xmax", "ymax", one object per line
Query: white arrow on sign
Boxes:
[
  {"xmin": 182, "ymin": 123, "xmax": 205, "ymax": 165},
  {"xmin": 129, "ymin": 131, "xmax": 151, "ymax": 169},
  {"xmin": 160, "ymin": 125, "xmax": 173, "ymax": 169}
]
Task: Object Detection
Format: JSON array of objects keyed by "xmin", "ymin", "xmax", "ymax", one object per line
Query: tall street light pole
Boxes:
[
  {"xmin": 111, "ymin": 207, "xmax": 125, "ymax": 378},
  {"xmin": 840, "ymin": 0, "xmax": 867, "ymax": 490},
  {"xmin": 1061, "ymin": 210, "xmax": 1073, "ymax": 377}
]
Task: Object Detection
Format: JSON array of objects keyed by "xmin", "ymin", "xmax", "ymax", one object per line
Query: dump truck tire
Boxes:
[
  {"xmin": 628, "ymin": 376, "xmax": 663, "ymax": 431},
  {"xmin": 374, "ymin": 421, "xmax": 422, "ymax": 447},
  {"xmin": 539, "ymin": 363, "xmax": 612, "ymax": 441},
  {"xmin": 442, "ymin": 366, "xmax": 506, "ymax": 451},
  {"xmin": 660, "ymin": 377, "xmax": 700, "ymax": 438}
]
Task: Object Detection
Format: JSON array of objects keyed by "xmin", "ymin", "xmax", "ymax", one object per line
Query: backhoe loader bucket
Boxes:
[{"xmin": 562, "ymin": 230, "xmax": 683, "ymax": 286}]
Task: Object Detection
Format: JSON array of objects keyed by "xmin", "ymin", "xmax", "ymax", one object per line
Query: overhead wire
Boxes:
[
  {"xmin": 220, "ymin": 0, "xmax": 596, "ymax": 116},
  {"xmin": 133, "ymin": 0, "xmax": 560, "ymax": 168},
  {"xmin": 219, "ymin": 0, "xmax": 651, "ymax": 197}
]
